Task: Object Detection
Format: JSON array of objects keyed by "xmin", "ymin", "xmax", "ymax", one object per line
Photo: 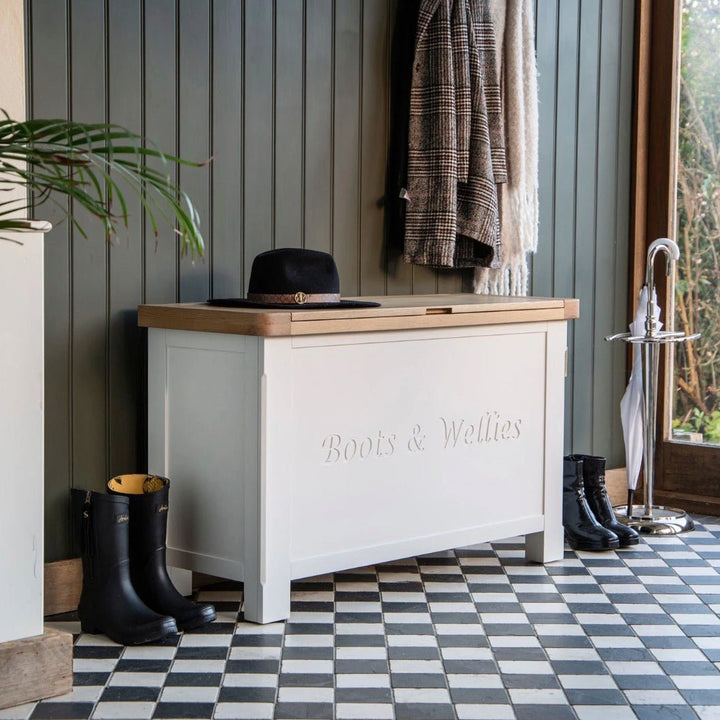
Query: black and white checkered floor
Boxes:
[{"xmin": 8, "ymin": 517, "xmax": 720, "ymax": 720}]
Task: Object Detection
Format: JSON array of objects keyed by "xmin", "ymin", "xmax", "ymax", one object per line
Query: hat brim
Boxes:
[{"xmin": 206, "ymin": 298, "xmax": 381, "ymax": 310}]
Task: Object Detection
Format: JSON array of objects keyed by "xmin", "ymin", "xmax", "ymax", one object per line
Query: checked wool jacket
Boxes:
[{"xmin": 403, "ymin": 0, "xmax": 507, "ymax": 269}]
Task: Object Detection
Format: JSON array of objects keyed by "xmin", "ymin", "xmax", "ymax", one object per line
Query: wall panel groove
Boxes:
[{"xmin": 28, "ymin": 0, "xmax": 635, "ymax": 561}]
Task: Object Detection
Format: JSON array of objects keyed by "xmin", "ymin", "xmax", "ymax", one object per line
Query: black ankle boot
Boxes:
[
  {"xmin": 71, "ymin": 489, "xmax": 178, "ymax": 644},
  {"xmin": 563, "ymin": 457, "xmax": 620, "ymax": 551},
  {"xmin": 578, "ymin": 455, "xmax": 640, "ymax": 548},
  {"xmin": 107, "ymin": 475, "xmax": 216, "ymax": 631}
]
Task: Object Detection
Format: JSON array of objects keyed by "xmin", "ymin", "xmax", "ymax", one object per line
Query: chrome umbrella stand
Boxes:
[{"xmin": 605, "ymin": 238, "xmax": 699, "ymax": 535}]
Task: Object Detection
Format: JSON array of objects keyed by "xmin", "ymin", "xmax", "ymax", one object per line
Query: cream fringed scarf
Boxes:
[{"xmin": 474, "ymin": 0, "xmax": 538, "ymax": 296}]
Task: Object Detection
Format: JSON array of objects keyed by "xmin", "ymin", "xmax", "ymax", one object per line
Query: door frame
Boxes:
[{"xmin": 632, "ymin": 0, "xmax": 720, "ymax": 514}]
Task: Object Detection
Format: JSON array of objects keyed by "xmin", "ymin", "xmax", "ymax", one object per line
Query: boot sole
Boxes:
[
  {"xmin": 565, "ymin": 535, "xmax": 620, "ymax": 552},
  {"xmin": 618, "ymin": 536, "xmax": 640, "ymax": 548},
  {"xmin": 80, "ymin": 617, "xmax": 178, "ymax": 645},
  {"xmin": 176, "ymin": 606, "xmax": 217, "ymax": 632}
]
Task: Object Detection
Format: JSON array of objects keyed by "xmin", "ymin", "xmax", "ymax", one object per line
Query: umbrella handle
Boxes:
[{"xmin": 627, "ymin": 489, "xmax": 634, "ymax": 518}]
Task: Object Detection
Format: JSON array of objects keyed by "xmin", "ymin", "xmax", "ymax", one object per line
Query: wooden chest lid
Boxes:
[{"xmin": 138, "ymin": 293, "xmax": 579, "ymax": 337}]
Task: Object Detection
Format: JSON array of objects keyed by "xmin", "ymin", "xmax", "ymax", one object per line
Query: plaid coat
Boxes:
[{"xmin": 403, "ymin": 0, "xmax": 506, "ymax": 268}]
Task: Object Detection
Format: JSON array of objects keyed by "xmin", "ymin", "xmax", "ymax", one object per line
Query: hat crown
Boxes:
[{"xmin": 247, "ymin": 248, "xmax": 340, "ymax": 295}]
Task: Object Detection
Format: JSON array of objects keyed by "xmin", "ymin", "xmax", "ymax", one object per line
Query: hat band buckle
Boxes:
[{"xmin": 247, "ymin": 291, "xmax": 341, "ymax": 305}]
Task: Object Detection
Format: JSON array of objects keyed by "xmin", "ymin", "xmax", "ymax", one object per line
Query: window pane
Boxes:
[{"xmin": 672, "ymin": 0, "xmax": 720, "ymax": 446}]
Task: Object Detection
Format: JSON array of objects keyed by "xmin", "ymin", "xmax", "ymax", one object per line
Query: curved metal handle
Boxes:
[{"xmin": 645, "ymin": 238, "xmax": 680, "ymax": 337}]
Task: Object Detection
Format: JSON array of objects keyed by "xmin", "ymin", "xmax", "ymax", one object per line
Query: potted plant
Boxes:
[
  {"xmin": 0, "ymin": 114, "xmax": 205, "ymax": 253},
  {"xmin": 0, "ymin": 113, "xmax": 205, "ymax": 707}
]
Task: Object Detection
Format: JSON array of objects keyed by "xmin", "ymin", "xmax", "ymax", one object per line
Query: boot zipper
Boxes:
[{"xmin": 82, "ymin": 490, "xmax": 94, "ymax": 580}]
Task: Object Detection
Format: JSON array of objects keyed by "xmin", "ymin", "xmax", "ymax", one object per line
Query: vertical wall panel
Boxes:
[
  {"xmin": 333, "ymin": 0, "xmax": 362, "ymax": 294},
  {"xmin": 532, "ymin": 0, "xmax": 558, "ymax": 298},
  {"xmin": 212, "ymin": 0, "xmax": 244, "ymax": 296},
  {"xmin": 593, "ymin": 0, "xmax": 624, "ymax": 464},
  {"xmin": 274, "ymin": 0, "xmax": 304, "ymax": 251},
  {"xmin": 70, "ymin": 0, "xmax": 108, "ymax": 496},
  {"xmin": 610, "ymin": 0, "xmax": 635, "ymax": 466},
  {"xmin": 304, "ymin": 0, "xmax": 333, "ymax": 253},
  {"xmin": 143, "ymin": 0, "xmax": 178, "ymax": 305},
  {"xmin": 108, "ymin": 0, "xmax": 143, "ymax": 477},
  {"xmin": 29, "ymin": 0, "xmax": 636, "ymax": 560},
  {"xmin": 178, "ymin": 0, "xmax": 211, "ymax": 301},
  {"xmin": 30, "ymin": 0, "xmax": 72, "ymax": 561},
  {"xmin": 553, "ymin": 0, "xmax": 580, "ymax": 449},
  {"xmin": 359, "ymin": 0, "xmax": 389, "ymax": 296},
  {"xmin": 531, "ymin": 0, "xmax": 635, "ymax": 460},
  {"xmin": 384, "ymin": 0, "xmax": 414, "ymax": 297},
  {"xmin": 572, "ymin": 0, "xmax": 602, "ymax": 452},
  {"xmin": 243, "ymin": 0, "xmax": 274, "ymax": 288}
]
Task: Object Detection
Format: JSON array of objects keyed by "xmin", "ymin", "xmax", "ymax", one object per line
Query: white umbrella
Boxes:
[{"xmin": 620, "ymin": 285, "xmax": 661, "ymax": 511}]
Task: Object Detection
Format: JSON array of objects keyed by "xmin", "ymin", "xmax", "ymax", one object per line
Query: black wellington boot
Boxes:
[
  {"xmin": 107, "ymin": 475, "xmax": 216, "ymax": 631},
  {"xmin": 71, "ymin": 489, "xmax": 178, "ymax": 644},
  {"xmin": 578, "ymin": 455, "xmax": 640, "ymax": 548},
  {"xmin": 563, "ymin": 457, "xmax": 620, "ymax": 551}
]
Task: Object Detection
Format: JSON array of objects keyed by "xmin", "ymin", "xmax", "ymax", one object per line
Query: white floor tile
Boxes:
[
  {"xmin": 393, "ymin": 687, "xmax": 451, "ymax": 703},
  {"xmin": 159, "ymin": 686, "xmax": 219, "ymax": 702},
  {"xmin": 447, "ymin": 673, "xmax": 503, "ymax": 688},
  {"xmin": 179, "ymin": 633, "xmax": 232, "ymax": 647},
  {"xmin": 498, "ymin": 660, "xmax": 553, "ymax": 675},
  {"xmin": 169, "ymin": 659, "xmax": 226, "ymax": 673},
  {"xmin": 0, "ymin": 702, "xmax": 37, "ymax": 720},
  {"xmin": 624, "ymin": 689, "xmax": 685, "ymax": 704},
  {"xmin": 228, "ymin": 646, "xmax": 282, "ymax": 660},
  {"xmin": 455, "ymin": 705, "xmax": 516, "ymax": 720},
  {"xmin": 336, "ymin": 703, "xmax": 394, "ymax": 719},
  {"xmin": 508, "ymin": 688, "xmax": 567, "ymax": 704},
  {"xmin": 277, "ymin": 686, "xmax": 334, "ymax": 702},
  {"xmin": 559, "ymin": 675, "xmax": 618, "ymax": 689},
  {"xmin": 441, "ymin": 647, "xmax": 493, "ymax": 660},
  {"xmin": 50, "ymin": 685, "xmax": 103, "ymax": 702},
  {"xmin": 214, "ymin": 702, "xmax": 274, "ymax": 719},
  {"xmin": 695, "ymin": 707, "xmax": 720, "ymax": 720},
  {"xmin": 605, "ymin": 661, "xmax": 663, "ymax": 675},
  {"xmin": 335, "ymin": 674, "xmax": 391, "ymax": 688},
  {"xmin": 107, "ymin": 672, "xmax": 166, "ymax": 688},
  {"xmin": 673, "ymin": 675, "xmax": 720, "ymax": 690},
  {"xmin": 283, "ymin": 633, "xmax": 334, "ymax": 647},
  {"xmin": 92, "ymin": 702, "xmax": 156, "ymax": 719},
  {"xmin": 574, "ymin": 706, "xmax": 638, "ymax": 720},
  {"xmin": 390, "ymin": 659, "xmax": 444, "ymax": 674},
  {"xmin": 121, "ymin": 646, "xmax": 176, "ymax": 660},
  {"xmin": 387, "ymin": 634, "xmax": 439, "ymax": 647},
  {"xmin": 279, "ymin": 659, "xmax": 334, "ymax": 674},
  {"xmin": 221, "ymin": 673, "xmax": 278, "ymax": 687},
  {"xmin": 336, "ymin": 646, "xmax": 387, "ymax": 660}
]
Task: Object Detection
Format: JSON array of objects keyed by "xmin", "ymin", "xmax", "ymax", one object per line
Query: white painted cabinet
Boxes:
[
  {"xmin": 0, "ymin": 232, "xmax": 44, "ymax": 643},
  {"xmin": 141, "ymin": 294, "xmax": 577, "ymax": 623}
]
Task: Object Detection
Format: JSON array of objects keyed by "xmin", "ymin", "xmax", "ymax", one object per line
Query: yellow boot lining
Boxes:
[{"xmin": 108, "ymin": 474, "xmax": 168, "ymax": 494}]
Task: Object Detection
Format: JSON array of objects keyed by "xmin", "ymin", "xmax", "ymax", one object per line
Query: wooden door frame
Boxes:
[{"xmin": 633, "ymin": 0, "xmax": 720, "ymax": 515}]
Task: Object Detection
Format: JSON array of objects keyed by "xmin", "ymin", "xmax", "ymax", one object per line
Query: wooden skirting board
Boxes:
[
  {"xmin": 44, "ymin": 558, "xmax": 82, "ymax": 617},
  {"xmin": 605, "ymin": 467, "xmax": 629, "ymax": 507},
  {"xmin": 0, "ymin": 628, "xmax": 73, "ymax": 709}
]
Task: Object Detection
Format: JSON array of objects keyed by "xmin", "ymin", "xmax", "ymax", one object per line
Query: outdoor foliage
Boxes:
[
  {"xmin": 0, "ymin": 115, "xmax": 205, "ymax": 257},
  {"xmin": 673, "ymin": 0, "xmax": 720, "ymax": 442}
]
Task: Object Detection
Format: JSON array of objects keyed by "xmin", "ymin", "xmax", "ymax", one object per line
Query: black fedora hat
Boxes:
[{"xmin": 207, "ymin": 248, "xmax": 380, "ymax": 309}]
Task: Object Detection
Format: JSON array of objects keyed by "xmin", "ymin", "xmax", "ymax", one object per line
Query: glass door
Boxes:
[
  {"xmin": 671, "ymin": 1, "xmax": 720, "ymax": 447},
  {"xmin": 634, "ymin": 0, "xmax": 720, "ymax": 515}
]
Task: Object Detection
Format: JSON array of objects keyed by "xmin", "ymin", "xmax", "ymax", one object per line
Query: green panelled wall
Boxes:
[{"xmin": 27, "ymin": 0, "xmax": 634, "ymax": 562}]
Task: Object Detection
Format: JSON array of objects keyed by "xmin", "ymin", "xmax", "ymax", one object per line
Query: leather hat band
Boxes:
[{"xmin": 247, "ymin": 291, "xmax": 340, "ymax": 305}]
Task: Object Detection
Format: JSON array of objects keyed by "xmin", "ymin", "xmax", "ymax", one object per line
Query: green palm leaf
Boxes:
[{"xmin": 0, "ymin": 113, "xmax": 206, "ymax": 256}]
